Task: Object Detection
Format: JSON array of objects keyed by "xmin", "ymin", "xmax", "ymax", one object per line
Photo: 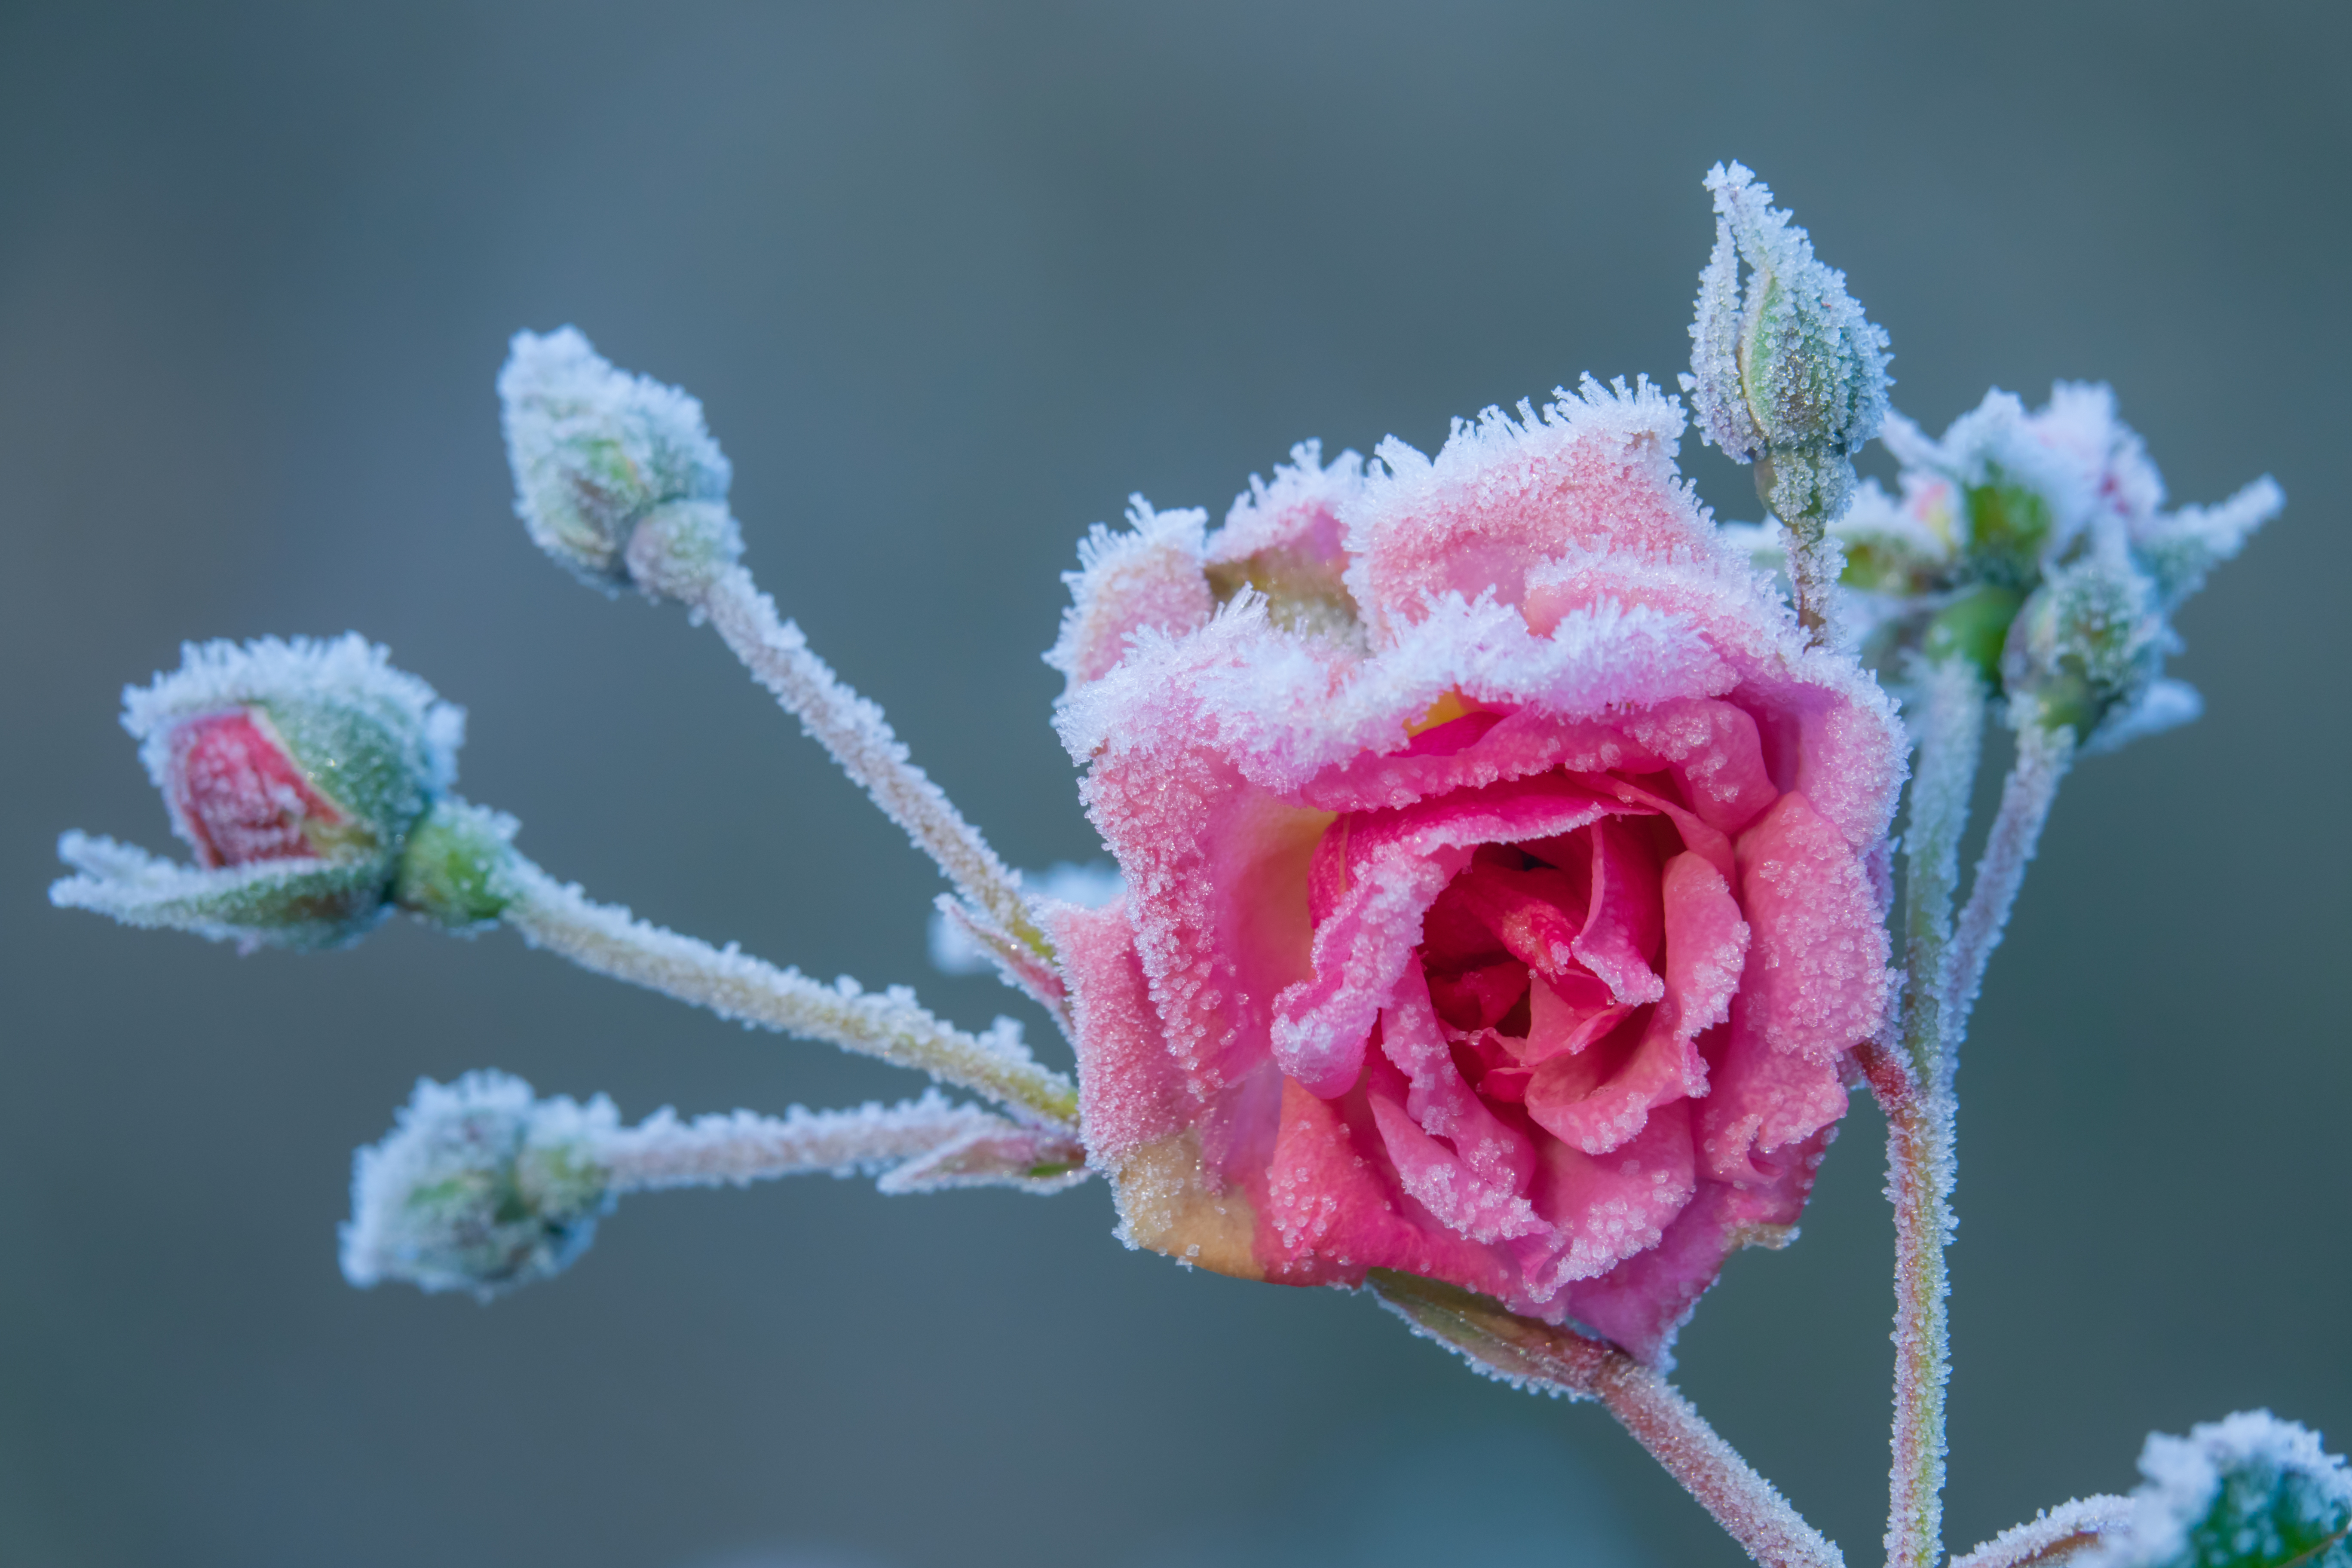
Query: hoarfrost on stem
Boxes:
[{"xmin": 343, "ymin": 1072, "xmax": 1086, "ymax": 1299}]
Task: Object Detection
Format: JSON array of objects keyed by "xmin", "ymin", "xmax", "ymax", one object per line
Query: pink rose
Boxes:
[{"xmin": 1047, "ymin": 380, "xmax": 1905, "ymax": 1364}]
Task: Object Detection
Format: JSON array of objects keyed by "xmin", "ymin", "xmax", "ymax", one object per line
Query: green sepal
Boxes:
[
  {"xmin": 50, "ymin": 832, "xmax": 395, "ymax": 952},
  {"xmin": 254, "ymin": 696, "xmax": 434, "ymax": 856}
]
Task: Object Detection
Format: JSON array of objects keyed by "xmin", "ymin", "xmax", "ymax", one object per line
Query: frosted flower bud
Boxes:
[
  {"xmin": 51, "ymin": 635, "xmax": 464, "ymax": 950},
  {"xmin": 2000, "ymin": 552, "xmax": 2168, "ymax": 746},
  {"xmin": 1686, "ymin": 162, "xmax": 1891, "ymax": 468},
  {"xmin": 341, "ymin": 1071, "xmax": 618, "ymax": 1299},
  {"xmin": 2089, "ymin": 1412, "xmax": 2349, "ymax": 1568},
  {"xmin": 497, "ymin": 326, "xmax": 735, "ymax": 591}
]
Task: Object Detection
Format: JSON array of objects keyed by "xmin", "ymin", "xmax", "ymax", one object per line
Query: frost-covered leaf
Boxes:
[{"xmin": 2091, "ymin": 1412, "xmax": 2352, "ymax": 1568}]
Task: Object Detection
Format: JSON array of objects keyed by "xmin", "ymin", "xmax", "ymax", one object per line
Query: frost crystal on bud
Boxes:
[
  {"xmin": 341, "ymin": 1071, "xmax": 618, "ymax": 1299},
  {"xmin": 1685, "ymin": 162, "xmax": 1891, "ymax": 478},
  {"xmin": 2091, "ymin": 1412, "xmax": 2350, "ymax": 1568},
  {"xmin": 51, "ymin": 635, "xmax": 466, "ymax": 950},
  {"xmin": 498, "ymin": 327, "xmax": 735, "ymax": 590}
]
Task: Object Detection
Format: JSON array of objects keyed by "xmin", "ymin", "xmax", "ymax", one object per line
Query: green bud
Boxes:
[
  {"xmin": 622, "ymin": 498, "xmax": 744, "ymax": 603},
  {"xmin": 2000, "ymin": 557, "xmax": 2164, "ymax": 741},
  {"xmin": 341, "ymin": 1072, "xmax": 618, "ymax": 1299},
  {"xmin": 498, "ymin": 327, "xmax": 732, "ymax": 590},
  {"xmin": 1685, "ymin": 161, "xmax": 1892, "ymax": 534}
]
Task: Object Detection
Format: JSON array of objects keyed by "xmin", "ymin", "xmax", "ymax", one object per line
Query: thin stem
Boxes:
[
  {"xmin": 1788, "ymin": 532, "xmax": 1841, "ymax": 644},
  {"xmin": 1948, "ymin": 1497, "xmax": 2135, "ymax": 1568},
  {"xmin": 1870, "ymin": 1048, "xmax": 1957, "ymax": 1568},
  {"xmin": 498, "ymin": 858, "xmax": 1078, "ymax": 1128},
  {"xmin": 1371, "ymin": 1272, "xmax": 1844, "ymax": 1568},
  {"xmin": 598, "ymin": 1094, "xmax": 1081, "ymax": 1194},
  {"xmin": 1898, "ymin": 660, "xmax": 1987, "ymax": 1087},
  {"xmin": 1882, "ymin": 658, "xmax": 1988, "ymax": 1568},
  {"xmin": 688, "ymin": 561, "xmax": 1052, "ymax": 960},
  {"xmin": 1754, "ymin": 447, "xmax": 1855, "ymax": 647},
  {"xmin": 1943, "ymin": 724, "xmax": 2075, "ymax": 1051}
]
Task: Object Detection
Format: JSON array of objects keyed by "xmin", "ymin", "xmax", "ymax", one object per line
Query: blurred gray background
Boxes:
[{"xmin": 2, "ymin": 2, "xmax": 2344, "ymax": 1565}]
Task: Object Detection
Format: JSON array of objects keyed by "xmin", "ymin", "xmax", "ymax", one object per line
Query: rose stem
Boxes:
[
  {"xmin": 1372, "ymin": 1273, "xmax": 1844, "ymax": 1568},
  {"xmin": 1373, "ymin": 1279, "xmax": 1844, "ymax": 1568},
  {"xmin": 674, "ymin": 557, "xmax": 1054, "ymax": 965},
  {"xmin": 1602, "ymin": 1358, "xmax": 1846, "ymax": 1568},
  {"xmin": 1880, "ymin": 656, "xmax": 1988, "ymax": 1568},
  {"xmin": 496, "ymin": 857, "xmax": 1079, "ymax": 1129},
  {"xmin": 1942, "ymin": 724, "xmax": 2075, "ymax": 1045}
]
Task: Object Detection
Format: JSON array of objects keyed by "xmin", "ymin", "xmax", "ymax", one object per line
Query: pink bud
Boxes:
[{"xmin": 162, "ymin": 709, "xmax": 346, "ymax": 868}]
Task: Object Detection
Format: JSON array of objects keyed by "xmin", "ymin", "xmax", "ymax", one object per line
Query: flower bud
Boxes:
[
  {"xmin": 1685, "ymin": 162, "xmax": 1892, "ymax": 482},
  {"xmin": 340, "ymin": 1071, "xmax": 618, "ymax": 1299},
  {"xmin": 52, "ymin": 635, "xmax": 464, "ymax": 950},
  {"xmin": 497, "ymin": 327, "xmax": 733, "ymax": 590},
  {"xmin": 2000, "ymin": 554, "xmax": 2167, "ymax": 744}
]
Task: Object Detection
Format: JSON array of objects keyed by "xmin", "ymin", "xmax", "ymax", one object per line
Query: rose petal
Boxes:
[
  {"xmin": 1259, "ymin": 1073, "xmax": 1516, "ymax": 1297},
  {"xmin": 1698, "ymin": 996, "xmax": 1850, "ymax": 1183},
  {"xmin": 1733, "ymin": 791, "xmax": 1893, "ymax": 1061},
  {"xmin": 1519, "ymin": 1098, "xmax": 1699, "ymax": 1294},
  {"xmin": 1273, "ymin": 775, "xmax": 1629, "ymax": 1097},
  {"xmin": 1051, "ymin": 897, "xmax": 1188, "ymax": 1170},
  {"xmin": 1371, "ymin": 961, "xmax": 1544, "ymax": 1242},
  {"xmin": 1572, "ymin": 818, "xmax": 1666, "ymax": 1007},
  {"xmin": 1562, "ymin": 1140, "xmax": 1823, "ymax": 1366}
]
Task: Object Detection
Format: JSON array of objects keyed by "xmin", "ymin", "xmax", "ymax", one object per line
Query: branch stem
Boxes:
[
  {"xmin": 1881, "ymin": 658, "xmax": 1988, "ymax": 1568},
  {"xmin": 1943, "ymin": 724, "xmax": 2075, "ymax": 1049},
  {"xmin": 1371, "ymin": 1272, "xmax": 1844, "ymax": 1568},
  {"xmin": 689, "ymin": 560, "xmax": 1051, "ymax": 959},
  {"xmin": 1788, "ymin": 532, "xmax": 1842, "ymax": 643},
  {"xmin": 600, "ymin": 1096, "xmax": 1043, "ymax": 1192},
  {"xmin": 498, "ymin": 858, "xmax": 1078, "ymax": 1127}
]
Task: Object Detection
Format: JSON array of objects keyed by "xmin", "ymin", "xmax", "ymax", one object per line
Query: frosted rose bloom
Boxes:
[{"xmin": 1047, "ymin": 378, "xmax": 1904, "ymax": 1364}]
